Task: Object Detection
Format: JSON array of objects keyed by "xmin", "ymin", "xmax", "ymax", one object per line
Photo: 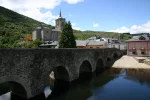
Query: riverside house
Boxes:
[{"xmin": 126, "ymin": 33, "xmax": 150, "ymax": 57}]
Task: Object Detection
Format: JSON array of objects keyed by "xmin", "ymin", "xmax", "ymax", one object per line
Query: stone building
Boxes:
[{"xmin": 32, "ymin": 10, "xmax": 65, "ymax": 41}]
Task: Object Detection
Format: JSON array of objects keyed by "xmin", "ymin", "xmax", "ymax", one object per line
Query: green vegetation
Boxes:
[
  {"xmin": 73, "ymin": 30, "xmax": 132, "ymax": 40},
  {"xmin": 59, "ymin": 21, "xmax": 76, "ymax": 48},
  {"xmin": 0, "ymin": 6, "xmax": 49, "ymax": 48},
  {"xmin": 24, "ymin": 39, "xmax": 43, "ymax": 48},
  {"xmin": 0, "ymin": 6, "xmax": 132, "ymax": 48}
]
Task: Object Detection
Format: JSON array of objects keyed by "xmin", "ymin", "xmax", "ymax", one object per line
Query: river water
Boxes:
[{"xmin": 1, "ymin": 68, "xmax": 150, "ymax": 100}]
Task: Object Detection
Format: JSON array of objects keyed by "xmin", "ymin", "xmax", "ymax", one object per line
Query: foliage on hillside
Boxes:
[
  {"xmin": 0, "ymin": 6, "xmax": 49, "ymax": 48},
  {"xmin": 73, "ymin": 30, "xmax": 132, "ymax": 40}
]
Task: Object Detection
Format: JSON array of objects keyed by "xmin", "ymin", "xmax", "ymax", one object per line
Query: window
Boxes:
[
  {"xmin": 139, "ymin": 36, "xmax": 146, "ymax": 40},
  {"xmin": 141, "ymin": 44, "xmax": 145, "ymax": 48},
  {"xmin": 56, "ymin": 21, "xmax": 59, "ymax": 26},
  {"xmin": 141, "ymin": 51, "xmax": 145, "ymax": 55},
  {"xmin": 132, "ymin": 51, "xmax": 136, "ymax": 55},
  {"xmin": 132, "ymin": 43, "xmax": 136, "ymax": 48}
]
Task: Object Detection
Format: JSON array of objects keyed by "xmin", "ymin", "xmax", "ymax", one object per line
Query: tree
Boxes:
[
  {"xmin": 25, "ymin": 39, "xmax": 43, "ymax": 48},
  {"xmin": 59, "ymin": 21, "xmax": 76, "ymax": 48}
]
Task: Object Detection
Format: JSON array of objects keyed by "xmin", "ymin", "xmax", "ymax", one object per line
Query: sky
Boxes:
[{"xmin": 0, "ymin": 0, "xmax": 150, "ymax": 33}]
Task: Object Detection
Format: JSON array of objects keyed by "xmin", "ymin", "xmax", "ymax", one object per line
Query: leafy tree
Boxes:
[
  {"xmin": 59, "ymin": 21, "xmax": 76, "ymax": 48},
  {"xmin": 24, "ymin": 39, "xmax": 43, "ymax": 48}
]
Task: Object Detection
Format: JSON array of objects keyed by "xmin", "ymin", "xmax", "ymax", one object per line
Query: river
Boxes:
[{"xmin": 1, "ymin": 68, "xmax": 150, "ymax": 100}]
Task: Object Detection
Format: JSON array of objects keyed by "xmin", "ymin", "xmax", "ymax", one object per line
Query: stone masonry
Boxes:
[{"xmin": 0, "ymin": 48, "xmax": 123, "ymax": 99}]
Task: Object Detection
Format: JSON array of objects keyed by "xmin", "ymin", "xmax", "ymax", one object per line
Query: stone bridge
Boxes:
[{"xmin": 0, "ymin": 48, "xmax": 125, "ymax": 99}]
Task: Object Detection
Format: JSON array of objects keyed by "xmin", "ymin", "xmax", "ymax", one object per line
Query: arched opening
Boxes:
[
  {"xmin": 0, "ymin": 81, "xmax": 27, "ymax": 100},
  {"xmin": 107, "ymin": 57, "xmax": 111, "ymax": 62},
  {"xmin": 113, "ymin": 52, "xmax": 118, "ymax": 59},
  {"xmin": 105, "ymin": 57, "xmax": 112, "ymax": 68},
  {"xmin": 95, "ymin": 59, "xmax": 104, "ymax": 74},
  {"xmin": 79, "ymin": 60, "xmax": 92, "ymax": 80},
  {"xmin": 47, "ymin": 66, "xmax": 70, "ymax": 98},
  {"xmin": 119, "ymin": 54, "xmax": 123, "ymax": 58},
  {"xmin": 54, "ymin": 66, "xmax": 70, "ymax": 82}
]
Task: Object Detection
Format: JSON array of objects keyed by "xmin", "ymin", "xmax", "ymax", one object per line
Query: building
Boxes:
[
  {"xmin": 39, "ymin": 41, "xmax": 58, "ymax": 48},
  {"xmin": 86, "ymin": 40, "xmax": 108, "ymax": 48},
  {"xmin": 87, "ymin": 36, "xmax": 127, "ymax": 50},
  {"xmin": 32, "ymin": 10, "xmax": 65, "ymax": 42},
  {"xmin": 126, "ymin": 34, "xmax": 150, "ymax": 56},
  {"xmin": 76, "ymin": 40, "xmax": 87, "ymax": 48},
  {"xmin": 76, "ymin": 38, "xmax": 108, "ymax": 48}
]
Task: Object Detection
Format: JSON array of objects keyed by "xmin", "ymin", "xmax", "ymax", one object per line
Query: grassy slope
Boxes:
[
  {"xmin": 0, "ymin": 6, "xmax": 50, "ymax": 47},
  {"xmin": 73, "ymin": 30, "xmax": 131, "ymax": 40},
  {"xmin": 0, "ymin": 6, "xmax": 47, "ymax": 35}
]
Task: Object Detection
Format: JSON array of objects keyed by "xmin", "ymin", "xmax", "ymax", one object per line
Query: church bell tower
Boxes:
[{"xmin": 55, "ymin": 10, "xmax": 65, "ymax": 31}]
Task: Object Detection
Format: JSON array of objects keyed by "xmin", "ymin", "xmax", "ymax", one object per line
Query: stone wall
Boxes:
[{"xmin": 0, "ymin": 48, "xmax": 122, "ymax": 99}]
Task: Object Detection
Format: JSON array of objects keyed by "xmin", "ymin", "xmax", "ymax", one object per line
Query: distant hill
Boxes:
[
  {"xmin": 73, "ymin": 30, "xmax": 132, "ymax": 40},
  {"xmin": 0, "ymin": 6, "xmax": 48, "ymax": 35},
  {"xmin": 0, "ymin": 6, "xmax": 51, "ymax": 47},
  {"xmin": 0, "ymin": 6, "xmax": 132, "ymax": 48}
]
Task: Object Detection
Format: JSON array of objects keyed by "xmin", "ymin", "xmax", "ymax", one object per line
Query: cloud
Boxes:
[
  {"xmin": 72, "ymin": 23, "xmax": 80, "ymax": 30},
  {"xmin": 109, "ymin": 21, "xmax": 150, "ymax": 34},
  {"xmin": 93, "ymin": 23, "xmax": 100, "ymax": 28},
  {"xmin": 0, "ymin": 0, "xmax": 84, "ymax": 25},
  {"xmin": 64, "ymin": 0, "xmax": 84, "ymax": 4}
]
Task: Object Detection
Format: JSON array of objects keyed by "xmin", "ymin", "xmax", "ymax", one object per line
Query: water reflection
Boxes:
[
  {"xmin": 126, "ymin": 69, "xmax": 150, "ymax": 86},
  {"xmin": 0, "ymin": 92, "xmax": 10, "ymax": 100},
  {"xmin": 44, "ymin": 86, "xmax": 51, "ymax": 98},
  {"xmin": 1, "ymin": 68, "xmax": 150, "ymax": 100}
]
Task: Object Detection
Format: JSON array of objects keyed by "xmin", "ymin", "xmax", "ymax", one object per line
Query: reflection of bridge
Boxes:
[{"xmin": 0, "ymin": 48, "xmax": 125, "ymax": 99}]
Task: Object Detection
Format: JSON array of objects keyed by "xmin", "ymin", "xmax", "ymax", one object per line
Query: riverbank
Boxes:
[{"xmin": 112, "ymin": 55, "xmax": 150, "ymax": 69}]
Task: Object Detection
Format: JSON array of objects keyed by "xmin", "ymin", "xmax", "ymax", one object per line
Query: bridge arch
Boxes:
[
  {"xmin": 53, "ymin": 66, "xmax": 70, "ymax": 82},
  {"xmin": 113, "ymin": 52, "xmax": 119, "ymax": 59},
  {"xmin": 95, "ymin": 58, "xmax": 104, "ymax": 72},
  {"xmin": 79, "ymin": 60, "xmax": 92, "ymax": 74},
  {"xmin": 105, "ymin": 57, "xmax": 112, "ymax": 68},
  {"xmin": 0, "ymin": 76, "xmax": 31, "ymax": 99},
  {"xmin": 107, "ymin": 57, "xmax": 111, "ymax": 62}
]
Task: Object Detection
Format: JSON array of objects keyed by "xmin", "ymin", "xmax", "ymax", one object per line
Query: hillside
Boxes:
[
  {"xmin": 73, "ymin": 30, "xmax": 132, "ymax": 40},
  {"xmin": 0, "ymin": 6, "xmax": 132, "ymax": 48},
  {"xmin": 0, "ymin": 6, "xmax": 49, "ymax": 48}
]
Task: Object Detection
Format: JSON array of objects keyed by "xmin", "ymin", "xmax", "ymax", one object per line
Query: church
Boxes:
[{"xmin": 32, "ymin": 11, "xmax": 65, "ymax": 41}]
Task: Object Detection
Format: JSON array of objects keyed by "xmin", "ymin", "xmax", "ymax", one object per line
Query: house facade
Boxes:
[{"xmin": 127, "ymin": 34, "xmax": 150, "ymax": 56}]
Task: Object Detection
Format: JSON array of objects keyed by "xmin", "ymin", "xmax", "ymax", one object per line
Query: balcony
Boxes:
[
  {"xmin": 140, "ymin": 48, "xmax": 145, "ymax": 51},
  {"xmin": 132, "ymin": 48, "xmax": 136, "ymax": 51}
]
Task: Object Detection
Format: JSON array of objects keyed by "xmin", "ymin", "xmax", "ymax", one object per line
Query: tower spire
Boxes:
[{"xmin": 59, "ymin": 9, "xmax": 62, "ymax": 17}]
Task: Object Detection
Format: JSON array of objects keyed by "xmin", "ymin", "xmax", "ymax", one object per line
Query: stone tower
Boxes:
[{"xmin": 55, "ymin": 10, "xmax": 65, "ymax": 31}]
